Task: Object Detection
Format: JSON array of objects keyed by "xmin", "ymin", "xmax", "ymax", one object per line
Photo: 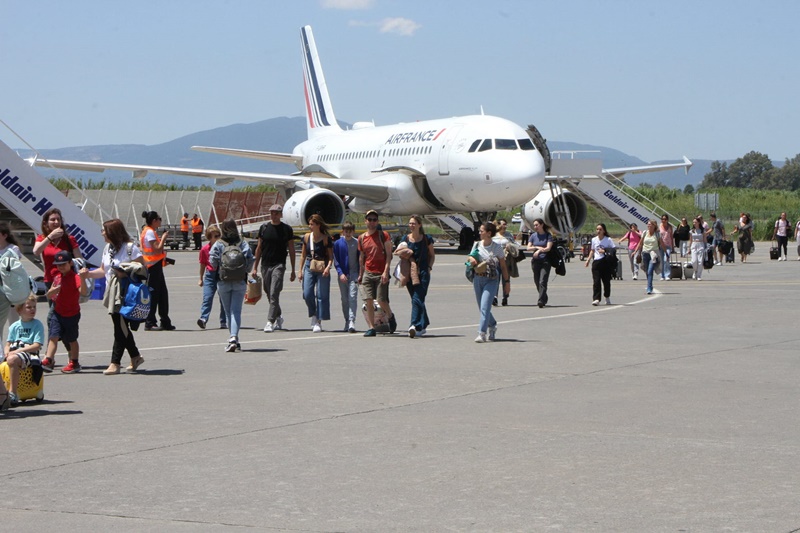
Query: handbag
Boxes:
[
  {"xmin": 119, "ymin": 279, "xmax": 151, "ymax": 322},
  {"xmin": 465, "ymin": 262, "xmax": 475, "ymax": 282},
  {"xmin": 308, "ymin": 235, "xmax": 326, "ymax": 273},
  {"xmin": 245, "ymin": 274, "xmax": 262, "ymax": 305},
  {"xmin": 635, "ymin": 252, "xmax": 642, "ymax": 264}
]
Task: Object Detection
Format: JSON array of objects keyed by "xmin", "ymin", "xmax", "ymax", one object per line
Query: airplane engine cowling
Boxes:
[
  {"xmin": 282, "ymin": 188, "xmax": 346, "ymax": 227},
  {"xmin": 522, "ymin": 189, "xmax": 587, "ymax": 234}
]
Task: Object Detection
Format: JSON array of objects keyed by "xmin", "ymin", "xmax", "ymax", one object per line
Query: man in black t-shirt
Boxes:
[{"xmin": 252, "ymin": 204, "xmax": 296, "ymax": 332}]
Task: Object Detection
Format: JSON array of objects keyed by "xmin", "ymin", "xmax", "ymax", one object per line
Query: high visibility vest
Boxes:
[
  {"xmin": 191, "ymin": 218, "xmax": 203, "ymax": 233},
  {"xmin": 180, "ymin": 216, "xmax": 189, "ymax": 232},
  {"xmin": 140, "ymin": 226, "xmax": 166, "ymax": 267}
]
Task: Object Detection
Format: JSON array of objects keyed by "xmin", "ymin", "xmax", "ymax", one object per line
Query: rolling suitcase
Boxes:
[
  {"xmin": 724, "ymin": 241, "xmax": 735, "ymax": 263},
  {"xmin": 769, "ymin": 241, "xmax": 780, "ymax": 260},
  {"xmin": 669, "ymin": 252, "xmax": 683, "ymax": 280},
  {"xmin": 362, "ymin": 302, "xmax": 391, "ymax": 333},
  {"xmin": 0, "ymin": 361, "xmax": 44, "ymax": 403}
]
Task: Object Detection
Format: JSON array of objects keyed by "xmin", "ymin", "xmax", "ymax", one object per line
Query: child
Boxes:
[
  {"xmin": 4, "ymin": 295, "xmax": 45, "ymax": 406},
  {"xmin": 41, "ymin": 250, "xmax": 90, "ymax": 374}
]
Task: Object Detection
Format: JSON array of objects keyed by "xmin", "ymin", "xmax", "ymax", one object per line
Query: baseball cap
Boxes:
[
  {"xmin": 365, "ymin": 209, "xmax": 379, "ymax": 218},
  {"xmin": 53, "ymin": 251, "xmax": 71, "ymax": 265},
  {"xmin": 269, "ymin": 204, "xmax": 283, "ymax": 212}
]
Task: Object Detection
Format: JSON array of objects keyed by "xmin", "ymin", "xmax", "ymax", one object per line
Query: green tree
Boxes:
[
  {"xmin": 683, "ymin": 184, "xmax": 695, "ymax": 195},
  {"xmin": 727, "ymin": 151, "xmax": 773, "ymax": 188},
  {"xmin": 700, "ymin": 160, "xmax": 730, "ymax": 189}
]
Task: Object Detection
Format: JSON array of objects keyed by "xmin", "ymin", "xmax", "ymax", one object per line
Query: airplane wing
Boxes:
[
  {"xmin": 602, "ymin": 156, "xmax": 693, "ymax": 180},
  {"xmin": 30, "ymin": 157, "xmax": 390, "ymax": 202},
  {"xmin": 191, "ymin": 146, "xmax": 303, "ymax": 167}
]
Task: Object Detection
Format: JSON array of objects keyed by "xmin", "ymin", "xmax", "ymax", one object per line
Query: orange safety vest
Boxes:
[
  {"xmin": 191, "ymin": 218, "xmax": 203, "ymax": 233},
  {"xmin": 180, "ymin": 216, "xmax": 189, "ymax": 232},
  {"xmin": 140, "ymin": 226, "xmax": 166, "ymax": 267}
]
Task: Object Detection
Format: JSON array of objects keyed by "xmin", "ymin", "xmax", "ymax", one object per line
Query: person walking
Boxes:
[
  {"xmin": 210, "ymin": 219, "xmax": 255, "ymax": 352},
  {"xmin": 732, "ymin": 213, "xmax": 754, "ymax": 263},
  {"xmin": 710, "ymin": 213, "xmax": 726, "ymax": 265},
  {"xmin": 527, "ymin": 218, "xmax": 553, "ymax": 308},
  {"xmin": 394, "ymin": 215, "xmax": 435, "ymax": 338},
  {"xmin": 689, "ymin": 217, "xmax": 707, "ymax": 281},
  {"xmin": 468, "ymin": 222, "xmax": 509, "ymax": 342},
  {"xmin": 618, "ymin": 223, "xmax": 642, "ymax": 280},
  {"xmin": 197, "ymin": 225, "xmax": 227, "ymax": 330},
  {"xmin": 253, "ymin": 204, "xmax": 296, "ymax": 333},
  {"xmin": 180, "ymin": 213, "xmax": 190, "ymax": 246},
  {"xmin": 82, "ymin": 219, "xmax": 147, "ymax": 375},
  {"xmin": 140, "ymin": 210, "xmax": 175, "ymax": 331},
  {"xmin": 492, "ymin": 218, "xmax": 517, "ymax": 306},
  {"xmin": 333, "ymin": 221, "xmax": 359, "ymax": 333},
  {"xmin": 358, "ymin": 210, "xmax": 397, "ymax": 337},
  {"xmin": 585, "ymin": 223, "xmax": 616, "ymax": 305},
  {"xmin": 0, "ymin": 222, "xmax": 23, "ymax": 340},
  {"xmin": 634, "ymin": 220, "xmax": 666, "ymax": 295},
  {"xmin": 772, "ymin": 212, "xmax": 791, "ymax": 261},
  {"xmin": 674, "ymin": 217, "xmax": 690, "ymax": 258},
  {"xmin": 658, "ymin": 215, "xmax": 674, "ymax": 280},
  {"xmin": 298, "ymin": 214, "xmax": 333, "ymax": 333}
]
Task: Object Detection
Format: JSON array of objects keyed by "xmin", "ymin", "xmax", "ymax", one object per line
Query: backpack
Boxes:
[
  {"xmin": 119, "ymin": 279, "xmax": 151, "ymax": 322},
  {"xmin": 219, "ymin": 240, "xmax": 248, "ymax": 281},
  {"xmin": 0, "ymin": 250, "xmax": 35, "ymax": 305}
]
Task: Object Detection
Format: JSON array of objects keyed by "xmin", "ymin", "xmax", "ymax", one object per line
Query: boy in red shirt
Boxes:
[{"xmin": 41, "ymin": 250, "xmax": 90, "ymax": 374}]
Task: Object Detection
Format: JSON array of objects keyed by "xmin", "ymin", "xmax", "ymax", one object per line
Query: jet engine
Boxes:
[
  {"xmin": 282, "ymin": 188, "xmax": 346, "ymax": 227},
  {"xmin": 521, "ymin": 188, "xmax": 587, "ymax": 235}
]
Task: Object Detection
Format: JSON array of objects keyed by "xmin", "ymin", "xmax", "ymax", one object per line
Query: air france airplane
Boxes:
[{"xmin": 31, "ymin": 26, "xmax": 548, "ymax": 227}]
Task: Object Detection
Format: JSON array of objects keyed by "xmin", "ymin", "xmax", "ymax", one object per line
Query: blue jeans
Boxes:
[
  {"xmin": 661, "ymin": 247, "xmax": 672, "ymax": 279},
  {"xmin": 338, "ymin": 275, "xmax": 359, "ymax": 325},
  {"xmin": 473, "ymin": 275, "xmax": 498, "ymax": 334},
  {"xmin": 200, "ymin": 271, "xmax": 226, "ymax": 326},
  {"xmin": 406, "ymin": 268, "xmax": 430, "ymax": 331},
  {"xmin": 302, "ymin": 261, "xmax": 331, "ymax": 320},
  {"xmin": 642, "ymin": 251, "xmax": 656, "ymax": 293},
  {"xmin": 218, "ymin": 280, "xmax": 246, "ymax": 339}
]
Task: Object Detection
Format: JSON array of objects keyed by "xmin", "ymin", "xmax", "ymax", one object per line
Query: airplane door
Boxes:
[{"xmin": 437, "ymin": 125, "xmax": 464, "ymax": 176}]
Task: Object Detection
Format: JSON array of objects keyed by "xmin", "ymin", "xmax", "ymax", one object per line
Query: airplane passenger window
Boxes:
[
  {"xmin": 518, "ymin": 138, "xmax": 535, "ymax": 150},
  {"xmin": 495, "ymin": 139, "xmax": 517, "ymax": 150},
  {"xmin": 478, "ymin": 139, "xmax": 493, "ymax": 152},
  {"xmin": 468, "ymin": 140, "xmax": 482, "ymax": 153}
]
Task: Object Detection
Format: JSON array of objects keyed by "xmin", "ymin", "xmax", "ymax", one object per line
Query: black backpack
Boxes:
[{"xmin": 219, "ymin": 241, "xmax": 247, "ymax": 281}]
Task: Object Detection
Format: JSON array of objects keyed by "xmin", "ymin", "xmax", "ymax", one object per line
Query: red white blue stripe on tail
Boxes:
[{"xmin": 301, "ymin": 26, "xmax": 340, "ymax": 137}]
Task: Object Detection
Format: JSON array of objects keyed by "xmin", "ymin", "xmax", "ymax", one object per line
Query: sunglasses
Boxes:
[{"xmin": 366, "ymin": 218, "xmax": 378, "ymax": 222}]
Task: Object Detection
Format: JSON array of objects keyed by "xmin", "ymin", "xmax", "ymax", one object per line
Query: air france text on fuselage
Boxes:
[{"xmin": 384, "ymin": 129, "xmax": 445, "ymax": 145}]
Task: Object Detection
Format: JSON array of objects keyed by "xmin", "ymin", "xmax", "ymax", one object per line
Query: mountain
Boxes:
[{"xmin": 22, "ymin": 116, "xmax": 715, "ymax": 189}]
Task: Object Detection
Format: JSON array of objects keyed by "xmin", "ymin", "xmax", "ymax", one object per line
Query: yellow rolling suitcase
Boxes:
[{"xmin": 0, "ymin": 361, "xmax": 44, "ymax": 403}]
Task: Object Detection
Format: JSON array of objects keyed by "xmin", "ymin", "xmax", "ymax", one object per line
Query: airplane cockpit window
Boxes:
[
  {"xmin": 518, "ymin": 138, "xmax": 535, "ymax": 150},
  {"xmin": 478, "ymin": 139, "xmax": 493, "ymax": 152},
  {"xmin": 468, "ymin": 140, "xmax": 481, "ymax": 153},
  {"xmin": 495, "ymin": 139, "xmax": 517, "ymax": 150}
]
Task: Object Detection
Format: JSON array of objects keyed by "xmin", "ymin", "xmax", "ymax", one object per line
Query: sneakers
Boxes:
[
  {"xmin": 145, "ymin": 324, "xmax": 161, "ymax": 331},
  {"xmin": 263, "ymin": 321, "xmax": 274, "ymax": 333},
  {"xmin": 220, "ymin": 323, "xmax": 227, "ymax": 329},
  {"xmin": 127, "ymin": 356, "xmax": 145, "ymax": 372},
  {"xmin": 492, "ymin": 297, "xmax": 498, "ymax": 307},
  {"xmin": 161, "ymin": 324, "xmax": 176, "ymax": 331},
  {"xmin": 592, "ymin": 300, "xmax": 600, "ymax": 306},
  {"xmin": 417, "ymin": 329, "xmax": 427, "ymax": 337},
  {"xmin": 41, "ymin": 357, "xmax": 55, "ymax": 373},
  {"xmin": 388, "ymin": 314, "xmax": 397, "ymax": 334},
  {"xmin": 8, "ymin": 391, "xmax": 19, "ymax": 407},
  {"xmin": 0, "ymin": 392, "xmax": 10, "ymax": 411},
  {"xmin": 311, "ymin": 316, "xmax": 322, "ymax": 333},
  {"xmin": 275, "ymin": 317, "xmax": 284, "ymax": 330},
  {"xmin": 363, "ymin": 328, "xmax": 376, "ymax": 337},
  {"xmin": 348, "ymin": 320, "xmax": 356, "ymax": 333},
  {"xmin": 197, "ymin": 318, "xmax": 206, "ymax": 329},
  {"xmin": 488, "ymin": 326, "xmax": 497, "ymax": 341},
  {"xmin": 538, "ymin": 302, "xmax": 545, "ymax": 309},
  {"xmin": 408, "ymin": 326, "xmax": 416, "ymax": 338},
  {"xmin": 632, "ymin": 274, "xmax": 638, "ymax": 280},
  {"xmin": 474, "ymin": 333, "xmax": 487, "ymax": 343},
  {"xmin": 605, "ymin": 297, "xmax": 612, "ymax": 305},
  {"xmin": 778, "ymin": 257, "xmax": 784, "ymax": 261},
  {"xmin": 61, "ymin": 360, "xmax": 81, "ymax": 374},
  {"xmin": 225, "ymin": 337, "xmax": 239, "ymax": 352},
  {"xmin": 103, "ymin": 363, "xmax": 120, "ymax": 375}
]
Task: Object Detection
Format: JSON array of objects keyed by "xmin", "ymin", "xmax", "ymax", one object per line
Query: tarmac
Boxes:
[{"xmin": 2, "ymin": 243, "xmax": 799, "ymax": 532}]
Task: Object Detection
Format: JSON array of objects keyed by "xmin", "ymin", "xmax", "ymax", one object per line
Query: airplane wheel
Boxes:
[{"xmin": 458, "ymin": 227, "xmax": 474, "ymax": 250}]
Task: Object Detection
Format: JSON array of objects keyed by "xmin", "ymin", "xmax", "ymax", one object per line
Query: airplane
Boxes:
[{"xmin": 30, "ymin": 25, "xmax": 548, "ymax": 227}]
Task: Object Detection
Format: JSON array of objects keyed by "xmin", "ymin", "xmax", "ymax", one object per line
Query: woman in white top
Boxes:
[
  {"xmin": 634, "ymin": 220, "xmax": 666, "ymax": 295},
  {"xmin": 82, "ymin": 219, "xmax": 146, "ymax": 375},
  {"xmin": 689, "ymin": 217, "xmax": 707, "ymax": 281},
  {"xmin": 0, "ymin": 222, "xmax": 23, "ymax": 341},
  {"xmin": 772, "ymin": 212, "xmax": 790, "ymax": 261},
  {"xmin": 584, "ymin": 223, "xmax": 616, "ymax": 305},
  {"xmin": 467, "ymin": 222, "xmax": 509, "ymax": 343}
]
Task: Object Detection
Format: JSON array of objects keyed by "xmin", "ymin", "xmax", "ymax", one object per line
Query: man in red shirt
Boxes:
[
  {"xmin": 358, "ymin": 210, "xmax": 396, "ymax": 336},
  {"xmin": 41, "ymin": 251, "xmax": 90, "ymax": 373}
]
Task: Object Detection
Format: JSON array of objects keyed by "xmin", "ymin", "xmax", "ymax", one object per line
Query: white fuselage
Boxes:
[{"xmin": 295, "ymin": 114, "xmax": 546, "ymax": 216}]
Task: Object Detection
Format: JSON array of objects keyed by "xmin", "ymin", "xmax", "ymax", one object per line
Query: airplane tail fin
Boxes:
[{"xmin": 301, "ymin": 26, "xmax": 341, "ymax": 138}]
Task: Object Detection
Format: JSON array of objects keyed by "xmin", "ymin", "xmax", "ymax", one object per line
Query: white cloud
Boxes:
[
  {"xmin": 348, "ymin": 17, "xmax": 422, "ymax": 37},
  {"xmin": 321, "ymin": 0, "xmax": 375, "ymax": 9}
]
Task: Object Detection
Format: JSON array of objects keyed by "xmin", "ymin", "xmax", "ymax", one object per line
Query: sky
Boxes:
[{"xmin": 2, "ymin": 0, "xmax": 798, "ymax": 162}]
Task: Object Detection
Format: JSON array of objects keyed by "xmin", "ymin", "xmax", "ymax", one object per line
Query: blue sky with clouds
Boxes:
[{"xmin": 2, "ymin": 0, "xmax": 798, "ymax": 162}]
